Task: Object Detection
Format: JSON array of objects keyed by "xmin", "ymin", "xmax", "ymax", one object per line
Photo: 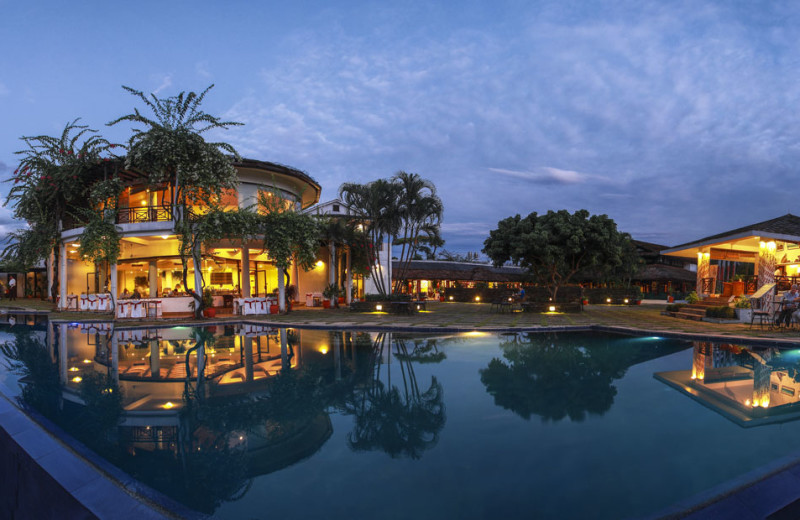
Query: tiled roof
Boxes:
[{"xmin": 670, "ymin": 214, "xmax": 800, "ymax": 249}]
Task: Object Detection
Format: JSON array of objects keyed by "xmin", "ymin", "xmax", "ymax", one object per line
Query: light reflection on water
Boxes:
[{"xmin": 4, "ymin": 321, "xmax": 800, "ymax": 519}]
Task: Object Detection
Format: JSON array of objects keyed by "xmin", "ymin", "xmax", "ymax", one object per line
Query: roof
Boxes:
[
  {"xmin": 391, "ymin": 260, "xmax": 528, "ymax": 282},
  {"xmin": 662, "ymin": 214, "xmax": 800, "ymax": 258},
  {"xmin": 631, "ymin": 264, "xmax": 696, "ymax": 283}
]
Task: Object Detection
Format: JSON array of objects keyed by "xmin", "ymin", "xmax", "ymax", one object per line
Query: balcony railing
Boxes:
[{"xmin": 116, "ymin": 205, "xmax": 174, "ymax": 224}]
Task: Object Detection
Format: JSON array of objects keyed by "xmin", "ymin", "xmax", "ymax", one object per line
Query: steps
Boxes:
[{"xmin": 674, "ymin": 296, "xmax": 732, "ymax": 321}]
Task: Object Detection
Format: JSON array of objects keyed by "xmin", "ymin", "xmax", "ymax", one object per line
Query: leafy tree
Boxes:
[
  {"xmin": 109, "ymin": 85, "xmax": 241, "ymax": 316},
  {"xmin": 483, "ymin": 209, "xmax": 636, "ymax": 300},
  {"xmin": 4, "ymin": 120, "xmax": 115, "ymax": 299}
]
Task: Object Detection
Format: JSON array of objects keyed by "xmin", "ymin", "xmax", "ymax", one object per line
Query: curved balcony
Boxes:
[{"xmin": 62, "ymin": 205, "xmax": 175, "ymax": 232}]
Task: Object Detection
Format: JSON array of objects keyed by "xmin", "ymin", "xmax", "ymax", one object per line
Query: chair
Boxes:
[{"xmin": 748, "ymin": 283, "xmax": 776, "ymax": 330}]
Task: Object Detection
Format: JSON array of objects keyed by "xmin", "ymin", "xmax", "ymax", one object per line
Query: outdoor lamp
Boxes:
[
  {"xmin": 376, "ymin": 304, "xmax": 383, "ymax": 311},
  {"xmin": 548, "ymin": 305, "xmax": 556, "ymax": 312}
]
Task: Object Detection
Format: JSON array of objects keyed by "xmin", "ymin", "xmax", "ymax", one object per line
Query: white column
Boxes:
[
  {"xmin": 244, "ymin": 338, "xmax": 253, "ymax": 382},
  {"xmin": 149, "ymin": 261, "xmax": 158, "ymax": 298},
  {"xmin": 696, "ymin": 249, "xmax": 710, "ymax": 297},
  {"xmin": 110, "ymin": 263, "xmax": 118, "ymax": 310},
  {"xmin": 242, "ymin": 247, "xmax": 251, "ymax": 297},
  {"xmin": 346, "ymin": 248, "xmax": 353, "ymax": 304},
  {"xmin": 59, "ymin": 243, "xmax": 67, "ymax": 309},
  {"xmin": 278, "ymin": 268, "xmax": 286, "ymax": 313},
  {"xmin": 47, "ymin": 248, "xmax": 55, "ymax": 301}
]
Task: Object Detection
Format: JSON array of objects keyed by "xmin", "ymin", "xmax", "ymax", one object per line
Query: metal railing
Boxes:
[{"xmin": 116, "ymin": 205, "xmax": 174, "ymax": 224}]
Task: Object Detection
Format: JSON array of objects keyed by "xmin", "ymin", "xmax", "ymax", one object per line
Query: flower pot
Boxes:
[
  {"xmin": 322, "ymin": 300, "xmax": 331, "ymax": 309},
  {"xmin": 736, "ymin": 308, "xmax": 752, "ymax": 323},
  {"xmin": 668, "ymin": 296, "xmax": 674, "ymax": 303},
  {"xmin": 338, "ymin": 297, "xmax": 345, "ymax": 304},
  {"xmin": 270, "ymin": 304, "xmax": 279, "ymax": 314},
  {"xmin": 203, "ymin": 308, "xmax": 216, "ymax": 318}
]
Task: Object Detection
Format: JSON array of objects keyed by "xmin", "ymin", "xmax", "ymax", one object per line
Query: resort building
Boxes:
[
  {"xmin": 56, "ymin": 158, "xmax": 347, "ymax": 315},
  {"xmin": 662, "ymin": 214, "xmax": 800, "ymax": 305}
]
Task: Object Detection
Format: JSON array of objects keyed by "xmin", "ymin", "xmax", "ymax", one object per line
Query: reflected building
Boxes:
[{"xmin": 656, "ymin": 341, "xmax": 800, "ymax": 426}]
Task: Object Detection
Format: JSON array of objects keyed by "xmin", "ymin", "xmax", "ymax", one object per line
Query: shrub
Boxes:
[
  {"xmin": 734, "ymin": 296, "xmax": 751, "ymax": 309},
  {"xmin": 685, "ymin": 291, "xmax": 699, "ymax": 304},
  {"xmin": 666, "ymin": 303, "xmax": 685, "ymax": 312},
  {"xmin": 706, "ymin": 306, "xmax": 735, "ymax": 319}
]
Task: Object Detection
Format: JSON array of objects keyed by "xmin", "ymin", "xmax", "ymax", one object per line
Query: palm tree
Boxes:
[
  {"xmin": 339, "ymin": 179, "xmax": 402, "ymax": 297},
  {"xmin": 391, "ymin": 171, "xmax": 443, "ymax": 294},
  {"xmin": 108, "ymin": 85, "xmax": 241, "ymax": 317}
]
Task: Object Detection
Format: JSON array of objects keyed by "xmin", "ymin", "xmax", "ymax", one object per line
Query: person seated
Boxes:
[
  {"xmin": 174, "ymin": 283, "xmax": 183, "ymax": 295},
  {"xmin": 778, "ymin": 284, "xmax": 800, "ymax": 326},
  {"xmin": 131, "ymin": 288, "xmax": 142, "ymax": 300},
  {"xmin": 121, "ymin": 288, "xmax": 131, "ymax": 299},
  {"xmin": 163, "ymin": 287, "xmax": 172, "ymax": 297}
]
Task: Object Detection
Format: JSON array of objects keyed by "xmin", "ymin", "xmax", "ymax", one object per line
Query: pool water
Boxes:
[{"xmin": 3, "ymin": 322, "xmax": 800, "ymax": 519}]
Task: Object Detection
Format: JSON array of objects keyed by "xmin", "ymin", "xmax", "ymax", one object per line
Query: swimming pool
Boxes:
[{"xmin": 2, "ymin": 321, "xmax": 800, "ymax": 519}]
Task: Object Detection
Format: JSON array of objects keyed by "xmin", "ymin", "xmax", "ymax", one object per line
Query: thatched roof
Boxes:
[{"xmin": 392, "ymin": 260, "xmax": 528, "ymax": 282}]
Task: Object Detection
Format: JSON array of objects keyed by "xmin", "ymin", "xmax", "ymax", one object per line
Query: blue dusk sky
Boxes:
[{"xmin": 1, "ymin": 1, "xmax": 799, "ymax": 254}]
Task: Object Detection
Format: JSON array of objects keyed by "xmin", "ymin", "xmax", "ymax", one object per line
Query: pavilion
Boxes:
[{"xmin": 661, "ymin": 214, "xmax": 800, "ymax": 305}]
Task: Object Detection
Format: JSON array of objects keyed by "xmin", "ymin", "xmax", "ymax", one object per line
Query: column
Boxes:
[
  {"xmin": 696, "ymin": 249, "xmax": 710, "ymax": 297},
  {"xmin": 758, "ymin": 240, "xmax": 777, "ymax": 310},
  {"xmin": 386, "ymin": 237, "xmax": 392, "ymax": 295},
  {"xmin": 278, "ymin": 268, "xmax": 286, "ymax": 313},
  {"xmin": 47, "ymin": 249, "xmax": 54, "ymax": 301},
  {"xmin": 242, "ymin": 246, "xmax": 251, "ymax": 297},
  {"xmin": 110, "ymin": 263, "xmax": 118, "ymax": 310},
  {"xmin": 58, "ymin": 324, "xmax": 68, "ymax": 384},
  {"xmin": 346, "ymin": 248, "xmax": 353, "ymax": 304},
  {"xmin": 148, "ymin": 261, "xmax": 158, "ymax": 298},
  {"xmin": 59, "ymin": 243, "xmax": 67, "ymax": 309}
]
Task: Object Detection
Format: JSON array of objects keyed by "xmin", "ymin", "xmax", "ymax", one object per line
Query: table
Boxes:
[{"xmin": 144, "ymin": 299, "xmax": 162, "ymax": 318}]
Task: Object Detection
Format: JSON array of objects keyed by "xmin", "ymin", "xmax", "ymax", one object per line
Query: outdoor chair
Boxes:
[{"xmin": 748, "ymin": 283, "xmax": 776, "ymax": 330}]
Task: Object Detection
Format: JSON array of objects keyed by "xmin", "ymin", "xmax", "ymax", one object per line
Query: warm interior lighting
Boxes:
[
  {"xmin": 161, "ymin": 235, "xmax": 169, "ymax": 239},
  {"xmin": 316, "ymin": 260, "xmax": 324, "ymax": 268}
]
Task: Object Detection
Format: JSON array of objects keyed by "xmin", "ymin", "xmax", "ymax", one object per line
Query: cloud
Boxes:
[
  {"xmin": 152, "ymin": 74, "xmax": 173, "ymax": 95},
  {"xmin": 0, "ymin": 82, "xmax": 8, "ymax": 96},
  {"xmin": 488, "ymin": 166, "xmax": 606, "ymax": 185},
  {"xmin": 195, "ymin": 61, "xmax": 211, "ymax": 79}
]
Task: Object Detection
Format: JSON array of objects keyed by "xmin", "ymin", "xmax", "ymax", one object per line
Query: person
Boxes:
[
  {"xmin": 778, "ymin": 284, "xmax": 800, "ymax": 327},
  {"xmin": 131, "ymin": 288, "xmax": 142, "ymax": 300},
  {"xmin": 121, "ymin": 288, "xmax": 131, "ymax": 299},
  {"xmin": 8, "ymin": 277, "xmax": 16, "ymax": 301},
  {"xmin": 174, "ymin": 282, "xmax": 183, "ymax": 295},
  {"xmin": 163, "ymin": 287, "xmax": 172, "ymax": 297}
]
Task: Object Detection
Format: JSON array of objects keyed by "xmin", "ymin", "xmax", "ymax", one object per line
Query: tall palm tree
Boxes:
[
  {"xmin": 339, "ymin": 179, "xmax": 402, "ymax": 297},
  {"xmin": 391, "ymin": 171, "xmax": 443, "ymax": 294}
]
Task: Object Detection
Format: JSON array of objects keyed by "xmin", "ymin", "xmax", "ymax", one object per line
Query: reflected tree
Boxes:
[
  {"xmin": 341, "ymin": 333, "xmax": 446, "ymax": 459},
  {"xmin": 480, "ymin": 332, "xmax": 686, "ymax": 422}
]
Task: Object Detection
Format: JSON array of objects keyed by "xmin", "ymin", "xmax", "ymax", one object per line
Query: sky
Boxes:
[{"xmin": 2, "ymin": 0, "xmax": 800, "ymax": 255}]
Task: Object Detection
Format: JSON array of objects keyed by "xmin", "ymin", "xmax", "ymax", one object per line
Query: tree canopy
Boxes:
[{"xmin": 483, "ymin": 209, "xmax": 638, "ymax": 299}]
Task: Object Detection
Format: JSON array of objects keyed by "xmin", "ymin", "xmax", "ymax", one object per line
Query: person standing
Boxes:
[{"xmin": 8, "ymin": 277, "xmax": 16, "ymax": 301}]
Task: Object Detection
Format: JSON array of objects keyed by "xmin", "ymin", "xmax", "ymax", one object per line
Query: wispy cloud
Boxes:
[
  {"xmin": 152, "ymin": 74, "xmax": 173, "ymax": 95},
  {"xmin": 488, "ymin": 166, "xmax": 606, "ymax": 185}
]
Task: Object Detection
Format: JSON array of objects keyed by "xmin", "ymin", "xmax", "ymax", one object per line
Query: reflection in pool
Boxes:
[
  {"xmin": 656, "ymin": 341, "xmax": 800, "ymax": 426},
  {"xmin": 4, "ymin": 324, "xmax": 800, "ymax": 519}
]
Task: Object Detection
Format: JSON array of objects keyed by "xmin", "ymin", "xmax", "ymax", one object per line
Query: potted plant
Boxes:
[
  {"xmin": 202, "ymin": 288, "xmax": 216, "ymax": 318},
  {"xmin": 734, "ymin": 296, "xmax": 751, "ymax": 323},
  {"xmin": 322, "ymin": 283, "xmax": 340, "ymax": 309}
]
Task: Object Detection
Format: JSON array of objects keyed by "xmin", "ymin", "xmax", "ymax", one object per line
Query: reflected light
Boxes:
[
  {"xmin": 163, "ymin": 402, "xmax": 175, "ymax": 409},
  {"xmin": 69, "ymin": 367, "xmax": 79, "ymax": 372},
  {"xmin": 464, "ymin": 331, "xmax": 487, "ymax": 337},
  {"xmin": 71, "ymin": 376, "xmax": 82, "ymax": 383},
  {"xmin": 319, "ymin": 345, "xmax": 329, "ymax": 355},
  {"xmin": 82, "ymin": 359, "xmax": 91, "ymax": 364}
]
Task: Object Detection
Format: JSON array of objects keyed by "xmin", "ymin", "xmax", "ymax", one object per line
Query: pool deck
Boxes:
[{"xmin": 4, "ymin": 300, "xmax": 800, "ymax": 518}]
